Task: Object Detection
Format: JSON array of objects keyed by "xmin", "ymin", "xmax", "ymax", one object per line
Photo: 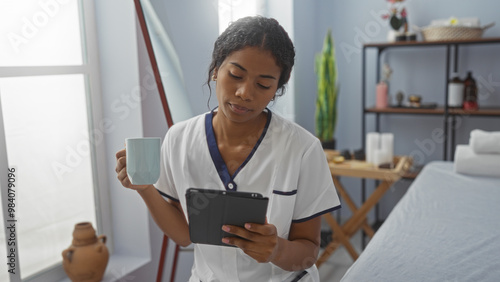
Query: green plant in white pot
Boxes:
[{"xmin": 315, "ymin": 29, "xmax": 339, "ymax": 149}]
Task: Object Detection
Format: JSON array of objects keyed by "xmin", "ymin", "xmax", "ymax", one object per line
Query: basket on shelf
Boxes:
[{"xmin": 415, "ymin": 22, "xmax": 495, "ymax": 41}]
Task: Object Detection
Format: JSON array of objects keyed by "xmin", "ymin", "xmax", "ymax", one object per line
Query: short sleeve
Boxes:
[
  {"xmin": 293, "ymin": 140, "xmax": 341, "ymax": 222},
  {"xmin": 154, "ymin": 130, "xmax": 179, "ymax": 201}
]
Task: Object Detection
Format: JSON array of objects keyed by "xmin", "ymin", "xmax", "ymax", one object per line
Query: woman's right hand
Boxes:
[{"xmin": 115, "ymin": 148, "xmax": 152, "ymax": 191}]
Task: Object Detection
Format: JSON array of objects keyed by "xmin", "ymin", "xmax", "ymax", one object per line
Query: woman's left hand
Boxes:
[{"xmin": 221, "ymin": 222, "xmax": 280, "ymax": 263}]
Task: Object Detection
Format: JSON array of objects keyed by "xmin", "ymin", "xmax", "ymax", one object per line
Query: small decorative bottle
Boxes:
[
  {"xmin": 447, "ymin": 74, "xmax": 464, "ymax": 108},
  {"xmin": 463, "ymin": 71, "xmax": 478, "ymax": 110},
  {"xmin": 376, "ymin": 81, "xmax": 388, "ymax": 108},
  {"xmin": 62, "ymin": 222, "xmax": 109, "ymax": 282}
]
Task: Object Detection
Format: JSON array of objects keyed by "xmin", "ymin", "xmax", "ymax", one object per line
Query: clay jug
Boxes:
[{"xmin": 62, "ymin": 222, "xmax": 109, "ymax": 282}]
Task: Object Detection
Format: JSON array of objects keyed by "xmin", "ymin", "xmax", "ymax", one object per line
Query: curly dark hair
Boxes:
[{"xmin": 206, "ymin": 16, "xmax": 295, "ymax": 98}]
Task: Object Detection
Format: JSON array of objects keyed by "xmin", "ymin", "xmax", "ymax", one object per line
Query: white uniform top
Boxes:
[{"xmin": 155, "ymin": 109, "xmax": 341, "ymax": 282}]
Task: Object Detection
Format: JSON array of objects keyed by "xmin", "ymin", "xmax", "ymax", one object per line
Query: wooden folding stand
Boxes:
[{"xmin": 316, "ymin": 151, "xmax": 411, "ymax": 267}]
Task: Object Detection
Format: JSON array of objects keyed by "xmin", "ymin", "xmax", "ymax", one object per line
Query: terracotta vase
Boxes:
[{"xmin": 62, "ymin": 222, "xmax": 109, "ymax": 282}]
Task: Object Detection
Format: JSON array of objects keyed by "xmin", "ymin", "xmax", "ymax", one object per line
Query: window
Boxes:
[
  {"xmin": 0, "ymin": 0, "xmax": 107, "ymax": 281},
  {"xmin": 218, "ymin": 0, "xmax": 266, "ymax": 34}
]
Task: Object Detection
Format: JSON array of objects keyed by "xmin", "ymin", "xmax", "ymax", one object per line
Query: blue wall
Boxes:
[{"xmin": 295, "ymin": 0, "xmax": 500, "ymax": 165}]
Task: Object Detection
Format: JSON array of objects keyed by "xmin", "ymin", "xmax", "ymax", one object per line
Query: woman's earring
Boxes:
[{"xmin": 212, "ymin": 74, "xmax": 217, "ymax": 81}]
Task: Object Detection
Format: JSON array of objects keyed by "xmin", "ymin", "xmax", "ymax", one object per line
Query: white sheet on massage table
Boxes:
[{"xmin": 341, "ymin": 161, "xmax": 500, "ymax": 282}]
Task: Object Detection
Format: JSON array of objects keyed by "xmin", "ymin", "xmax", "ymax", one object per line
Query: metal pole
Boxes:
[{"xmin": 443, "ymin": 45, "xmax": 451, "ymax": 160}]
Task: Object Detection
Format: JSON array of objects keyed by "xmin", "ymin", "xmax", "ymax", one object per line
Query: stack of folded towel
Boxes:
[{"xmin": 454, "ymin": 129, "xmax": 500, "ymax": 178}]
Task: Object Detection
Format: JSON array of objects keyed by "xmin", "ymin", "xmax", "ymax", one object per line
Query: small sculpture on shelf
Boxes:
[
  {"xmin": 408, "ymin": 95, "xmax": 422, "ymax": 107},
  {"xmin": 395, "ymin": 91, "xmax": 405, "ymax": 107},
  {"xmin": 406, "ymin": 95, "xmax": 438, "ymax": 109}
]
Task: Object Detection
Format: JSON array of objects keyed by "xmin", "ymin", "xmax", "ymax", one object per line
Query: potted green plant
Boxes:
[{"xmin": 315, "ymin": 29, "xmax": 339, "ymax": 149}]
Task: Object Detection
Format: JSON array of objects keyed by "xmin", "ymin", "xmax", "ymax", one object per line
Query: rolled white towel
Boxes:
[
  {"xmin": 470, "ymin": 129, "xmax": 500, "ymax": 154},
  {"xmin": 454, "ymin": 145, "xmax": 500, "ymax": 178}
]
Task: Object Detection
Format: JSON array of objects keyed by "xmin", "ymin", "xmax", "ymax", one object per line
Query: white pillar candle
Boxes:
[
  {"xmin": 380, "ymin": 133, "xmax": 394, "ymax": 164},
  {"xmin": 373, "ymin": 149, "xmax": 386, "ymax": 166},
  {"xmin": 366, "ymin": 132, "xmax": 380, "ymax": 164}
]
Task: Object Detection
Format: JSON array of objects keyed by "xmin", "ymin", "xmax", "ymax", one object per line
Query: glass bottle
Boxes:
[{"xmin": 463, "ymin": 71, "xmax": 478, "ymax": 110}]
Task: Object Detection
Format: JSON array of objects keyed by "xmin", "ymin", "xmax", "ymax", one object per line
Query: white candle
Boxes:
[
  {"xmin": 380, "ymin": 133, "xmax": 394, "ymax": 164},
  {"xmin": 366, "ymin": 132, "xmax": 380, "ymax": 164},
  {"xmin": 373, "ymin": 149, "xmax": 386, "ymax": 166}
]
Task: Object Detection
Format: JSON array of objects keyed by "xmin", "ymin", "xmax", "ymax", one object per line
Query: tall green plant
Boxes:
[{"xmin": 315, "ymin": 29, "xmax": 338, "ymax": 142}]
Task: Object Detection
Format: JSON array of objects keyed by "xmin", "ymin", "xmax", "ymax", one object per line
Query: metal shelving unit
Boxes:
[
  {"xmin": 359, "ymin": 38, "xmax": 500, "ymax": 245},
  {"xmin": 361, "ymin": 37, "xmax": 500, "ymax": 161}
]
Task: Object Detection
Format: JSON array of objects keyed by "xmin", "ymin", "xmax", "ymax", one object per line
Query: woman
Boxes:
[{"xmin": 116, "ymin": 16, "xmax": 340, "ymax": 281}]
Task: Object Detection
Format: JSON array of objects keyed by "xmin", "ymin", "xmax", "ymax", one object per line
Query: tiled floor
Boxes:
[{"xmin": 318, "ymin": 230, "xmax": 363, "ymax": 282}]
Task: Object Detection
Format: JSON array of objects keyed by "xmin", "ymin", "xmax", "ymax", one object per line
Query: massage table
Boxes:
[{"xmin": 341, "ymin": 161, "xmax": 500, "ymax": 281}]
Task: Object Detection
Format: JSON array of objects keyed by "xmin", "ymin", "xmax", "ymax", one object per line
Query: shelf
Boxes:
[
  {"xmin": 364, "ymin": 37, "xmax": 500, "ymax": 49},
  {"xmin": 448, "ymin": 107, "xmax": 500, "ymax": 116},
  {"xmin": 365, "ymin": 107, "xmax": 500, "ymax": 117},
  {"xmin": 365, "ymin": 107, "xmax": 444, "ymax": 115}
]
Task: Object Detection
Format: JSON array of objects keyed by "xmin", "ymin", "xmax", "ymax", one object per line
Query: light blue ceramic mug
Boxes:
[{"xmin": 126, "ymin": 137, "xmax": 161, "ymax": 185}]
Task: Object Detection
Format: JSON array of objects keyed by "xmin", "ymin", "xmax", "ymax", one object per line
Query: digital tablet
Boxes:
[{"xmin": 185, "ymin": 188, "xmax": 269, "ymax": 247}]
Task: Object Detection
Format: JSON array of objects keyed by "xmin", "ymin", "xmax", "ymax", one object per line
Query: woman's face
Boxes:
[{"xmin": 214, "ymin": 46, "xmax": 281, "ymax": 125}]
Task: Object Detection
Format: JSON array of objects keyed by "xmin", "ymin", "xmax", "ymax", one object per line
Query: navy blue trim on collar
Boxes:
[{"xmin": 205, "ymin": 109, "xmax": 272, "ymax": 191}]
